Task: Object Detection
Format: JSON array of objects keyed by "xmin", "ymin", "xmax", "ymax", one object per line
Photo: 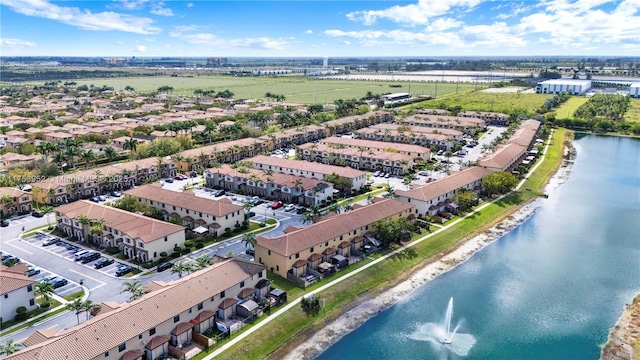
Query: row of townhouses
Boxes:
[
  {"xmin": 0, "ymin": 187, "xmax": 34, "ymax": 216},
  {"xmin": 478, "ymin": 120, "xmax": 542, "ymax": 172},
  {"xmin": 0, "ymin": 264, "xmax": 37, "ymax": 322},
  {"xmin": 354, "ymin": 123, "xmax": 463, "ymax": 151},
  {"xmin": 397, "ymin": 113, "xmax": 487, "ymax": 134},
  {"xmin": 6, "ymin": 257, "xmax": 271, "ymax": 360}
]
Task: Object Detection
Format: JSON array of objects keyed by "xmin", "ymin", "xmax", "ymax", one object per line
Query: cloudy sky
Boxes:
[{"xmin": 0, "ymin": 0, "xmax": 638, "ymax": 57}]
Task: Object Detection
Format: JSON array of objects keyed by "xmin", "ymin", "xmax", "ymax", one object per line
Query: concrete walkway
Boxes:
[{"xmin": 202, "ymin": 130, "xmax": 557, "ymax": 359}]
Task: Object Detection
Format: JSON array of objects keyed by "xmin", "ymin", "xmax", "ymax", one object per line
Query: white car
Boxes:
[{"xmin": 284, "ymin": 204, "xmax": 295, "ymax": 212}]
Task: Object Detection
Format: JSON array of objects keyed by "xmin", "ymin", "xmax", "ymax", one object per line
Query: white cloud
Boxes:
[
  {"xmin": 346, "ymin": 0, "xmax": 482, "ymax": 26},
  {"xmin": 150, "ymin": 1, "xmax": 173, "ymax": 16},
  {"xmin": 114, "ymin": 0, "xmax": 149, "ymax": 10},
  {"xmin": 2, "ymin": 0, "xmax": 160, "ymax": 34},
  {"xmin": 425, "ymin": 18, "xmax": 462, "ymax": 32},
  {"xmin": 343, "ymin": 41, "xmax": 351, "ymax": 45},
  {"xmin": 304, "ymin": 29, "xmax": 313, "ymax": 34},
  {"xmin": 187, "ymin": 3, "xmax": 194, "ymax": 8},
  {"xmin": 172, "ymin": 25, "xmax": 207, "ymax": 33},
  {"xmin": 170, "ymin": 30, "xmax": 289, "ymax": 50},
  {"xmin": 0, "ymin": 38, "xmax": 36, "ymax": 53},
  {"xmin": 135, "ymin": 45, "xmax": 147, "ymax": 52},
  {"xmin": 114, "ymin": 40, "xmax": 125, "ymax": 45}
]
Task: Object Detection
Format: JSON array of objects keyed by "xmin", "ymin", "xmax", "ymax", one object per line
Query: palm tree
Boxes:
[
  {"xmin": 66, "ymin": 298, "xmax": 85, "ymax": 324},
  {"xmin": 36, "ymin": 141, "xmax": 56, "ymax": 162},
  {"xmin": 104, "ymin": 146, "xmax": 118, "ymax": 163},
  {"xmin": 122, "ymin": 138, "xmax": 139, "ymax": 161},
  {"xmin": 121, "ymin": 281, "xmax": 148, "ymax": 301},
  {"xmin": 195, "ymin": 254, "xmax": 210, "ymax": 270},
  {"xmin": 39, "ymin": 206, "xmax": 54, "ymax": 229},
  {"xmin": 90, "ymin": 218, "xmax": 105, "ymax": 234},
  {"xmin": 82, "ymin": 299, "xmax": 100, "ymax": 320},
  {"xmin": 302, "ymin": 204, "xmax": 323, "ymax": 224},
  {"xmin": 0, "ymin": 339, "xmax": 21, "ymax": 356},
  {"xmin": 171, "ymin": 261, "xmax": 194, "ymax": 278},
  {"xmin": 80, "ymin": 150, "xmax": 95, "ymax": 169},
  {"xmin": 242, "ymin": 232, "xmax": 256, "ymax": 249},
  {"xmin": 35, "ymin": 280, "xmax": 54, "ymax": 306},
  {"xmin": 53, "ymin": 152, "xmax": 67, "ymax": 171}
]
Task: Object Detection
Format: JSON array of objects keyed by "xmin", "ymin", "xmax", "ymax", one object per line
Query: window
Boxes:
[
  {"xmin": 189, "ymin": 308, "xmax": 192, "ymax": 313},
  {"xmin": 295, "ymin": 253, "xmax": 299, "ymax": 259},
  {"xmin": 240, "ymin": 281, "xmax": 245, "ymax": 288},
  {"xmin": 258, "ymin": 271, "xmax": 263, "ymax": 278},
  {"xmin": 268, "ymin": 250, "xmax": 271, "ymax": 256},
  {"xmin": 149, "ymin": 328, "xmax": 156, "ymax": 336},
  {"xmin": 165, "ymin": 236, "xmax": 168, "ymax": 242},
  {"xmin": 220, "ymin": 291, "xmax": 225, "ymax": 298},
  {"xmin": 199, "ymin": 212, "xmax": 202, "ymax": 217},
  {"xmin": 139, "ymin": 334, "xmax": 142, "ymax": 339},
  {"xmin": 173, "ymin": 206, "xmax": 176, "ymax": 210},
  {"xmin": 325, "ymin": 241, "xmax": 329, "ymax": 246},
  {"xmin": 30, "ymin": 299, "xmax": 35, "ymax": 306},
  {"xmin": 198, "ymin": 303, "xmax": 203, "ymax": 310},
  {"xmin": 276, "ymin": 265, "xmax": 279, "ymax": 271},
  {"xmin": 27, "ymin": 285, "xmax": 33, "ymax": 292},
  {"xmin": 153, "ymin": 252, "xmax": 157, "ymax": 258},
  {"xmin": 173, "ymin": 315, "xmax": 180, "ymax": 323},
  {"xmin": 4, "ymin": 294, "xmax": 7, "ymax": 299},
  {"xmin": 186, "ymin": 209, "xmax": 190, "ymax": 214},
  {"xmin": 105, "ymin": 352, "xmax": 109, "ymax": 357},
  {"xmin": 310, "ymin": 247, "xmax": 314, "ymax": 252},
  {"xmin": 118, "ymin": 343, "xmax": 126, "ymax": 352}
]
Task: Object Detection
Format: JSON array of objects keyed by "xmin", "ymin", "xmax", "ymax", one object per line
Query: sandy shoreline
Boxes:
[
  {"xmin": 601, "ymin": 293, "xmax": 640, "ymax": 360},
  {"xmin": 283, "ymin": 150, "xmax": 575, "ymax": 360}
]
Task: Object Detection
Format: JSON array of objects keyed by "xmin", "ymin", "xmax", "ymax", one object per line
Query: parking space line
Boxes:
[
  {"xmin": 4, "ymin": 242, "xmax": 34, "ymax": 254},
  {"xmin": 89, "ymin": 284, "xmax": 106, "ymax": 291},
  {"xmin": 68, "ymin": 269, "xmax": 106, "ymax": 286}
]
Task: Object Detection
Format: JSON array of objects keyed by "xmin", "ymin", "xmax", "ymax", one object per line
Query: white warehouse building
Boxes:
[
  {"xmin": 630, "ymin": 83, "xmax": 640, "ymax": 98},
  {"xmin": 536, "ymin": 79, "xmax": 592, "ymax": 95}
]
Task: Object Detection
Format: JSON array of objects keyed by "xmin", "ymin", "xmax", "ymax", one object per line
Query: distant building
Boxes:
[
  {"xmin": 206, "ymin": 57, "xmax": 227, "ymax": 66},
  {"xmin": 381, "ymin": 93, "xmax": 412, "ymax": 103},
  {"xmin": 536, "ymin": 79, "xmax": 591, "ymax": 95},
  {"xmin": 630, "ymin": 83, "xmax": 640, "ymax": 98},
  {"xmin": 323, "ymin": 56, "xmax": 328, "ymax": 69}
]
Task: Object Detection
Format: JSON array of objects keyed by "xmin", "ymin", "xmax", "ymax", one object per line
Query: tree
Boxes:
[
  {"xmin": 323, "ymin": 173, "xmax": 352, "ymax": 196},
  {"xmin": 122, "ymin": 138, "xmax": 139, "ymax": 161},
  {"xmin": 80, "ymin": 150, "xmax": 96, "ymax": 169},
  {"xmin": 66, "ymin": 298, "xmax": 85, "ymax": 324},
  {"xmin": 121, "ymin": 281, "xmax": 148, "ymax": 301},
  {"xmin": 35, "ymin": 280, "xmax": 54, "ymax": 306},
  {"xmin": 82, "ymin": 299, "xmax": 100, "ymax": 320},
  {"xmin": 301, "ymin": 295, "xmax": 321, "ymax": 316},
  {"xmin": 217, "ymin": 89, "xmax": 234, "ymax": 98},
  {"xmin": 0, "ymin": 339, "xmax": 21, "ymax": 356},
  {"xmin": 302, "ymin": 204, "xmax": 323, "ymax": 224},
  {"xmin": 242, "ymin": 232, "xmax": 256, "ymax": 249},
  {"xmin": 39, "ymin": 206, "xmax": 54, "ymax": 229},
  {"xmin": 195, "ymin": 254, "xmax": 210, "ymax": 270},
  {"xmin": 482, "ymin": 171, "xmax": 519, "ymax": 196},
  {"xmin": 382, "ymin": 183, "xmax": 395, "ymax": 198},
  {"xmin": 124, "ymin": 85, "xmax": 135, "ymax": 92},
  {"xmin": 453, "ymin": 189, "xmax": 479, "ymax": 212},
  {"xmin": 373, "ymin": 217, "xmax": 413, "ymax": 246},
  {"xmin": 171, "ymin": 261, "xmax": 194, "ymax": 278},
  {"xmin": 104, "ymin": 146, "xmax": 118, "ymax": 163}
]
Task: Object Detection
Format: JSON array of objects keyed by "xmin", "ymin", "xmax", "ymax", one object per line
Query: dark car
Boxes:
[
  {"xmin": 90, "ymin": 197, "xmax": 100, "ymax": 202},
  {"xmin": 295, "ymin": 205, "xmax": 306, "ymax": 214},
  {"xmin": 94, "ymin": 257, "xmax": 115, "ymax": 269},
  {"xmin": 157, "ymin": 262, "xmax": 173, "ymax": 272},
  {"xmin": 80, "ymin": 252, "xmax": 101, "ymax": 264},
  {"xmin": 115, "ymin": 265, "xmax": 133, "ymax": 277},
  {"xmin": 26, "ymin": 267, "xmax": 41, "ymax": 277},
  {"xmin": 50, "ymin": 278, "xmax": 68, "ymax": 289},
  {"xmin": 247, "ymin": 211, "xmax": 256, "ymax": 218},
  {"xmin": 2, "ymin": 255, "xmax": 19, "ymax": 266},
  {"xmin": 164, "ymin": 178, "xmax": 174, "ymax": 183},
  {"xmin": 213, "ymin": 189, "xmax": 225, "ymax": 197},
  {"xmin": 245, "ymin": 248, "xmax": 255, "ymax": 256},
  {"xmin": 0, "ymin": 220, "xmax": 9, "ymax": 227},
  {"xmin": 110, "ymin": 191, "xmax": 122, "ymax": 197},
  {"xmin": 31, "ymin": 210, "xmax": 44, "ymax": 218}
]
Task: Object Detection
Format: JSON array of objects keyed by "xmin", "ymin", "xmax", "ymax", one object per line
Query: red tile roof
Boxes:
[{"xmin": 395, "ymin": 167, "xmax": 492, "ymax": 202}]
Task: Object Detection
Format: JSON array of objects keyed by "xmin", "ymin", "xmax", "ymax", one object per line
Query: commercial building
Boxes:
[
  {"xmin": 7, "ymin": 257, "xmax": 269, "ymax": 360},
  {"xmin": 536, "ymin": 79, "xmax": 592, "ymax": 95},
  {"xmin": 630, "ymin": 83, "xmax": 640, "ymax": 98},
  {"xmin": 124, "ymin": 184, "xmax": 244, "ymax": 236},
  {"xmin": 55, "ymin": 201, "xmax": 185, "ymax": 262}
]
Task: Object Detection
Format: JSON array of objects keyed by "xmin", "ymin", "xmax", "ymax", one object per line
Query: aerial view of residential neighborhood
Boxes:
[{"xmin": 0, "ymin": 1, "xmax": 639, "ymax": 359}]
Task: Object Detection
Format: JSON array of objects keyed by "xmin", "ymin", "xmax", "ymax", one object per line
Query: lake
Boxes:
[{"xmin": 317, "ymin": 135, "xmax": 640, "ymax": 360}]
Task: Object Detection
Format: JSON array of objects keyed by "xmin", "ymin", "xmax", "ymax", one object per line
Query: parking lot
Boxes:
[{"xmin": 22, "ymin": 232, "xmax": 135, "ymax": 278}]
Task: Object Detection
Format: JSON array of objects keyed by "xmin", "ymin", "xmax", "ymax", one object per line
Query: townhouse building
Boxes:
[
  {"xmin": 124, "ymin": 184, "xmax": 244, "ymax": 236},
  {"xmin": 256, "ymin": 199, "xmax": 414, "ymax": 279},
  {"xmin": 32, "ymin": 157, "xmax": 176, "ymax": 205},
  {"xmin": 354, "ymin": 123, "xmax": 462, "ymax": 151},
  {"xmin": 257, "ymin": 125, "xmax": 326, "ymax": 149},
  {"xmin": 8, "ymin": 257, "xmax": 269, "ymax": 360},
  {"xmin": 0, "ymin": 264, "xmax": 37, "ymax": 321},
  {"xmin": 248, "ymin": 155, "xmax": 367, "ymax": 191},
  {"xmin": 319, "ymin": 136, "xmax": 431, "ymax": 160},
  {"xmin": 55, "ymin": 200, "xmax": 185, "ymax": 262},
  {"xmin": 458, "ymin": 111, "xmax": 509, "ymax": 126},
  {"xmin": 322, "ymin": 111, "xmax": 394, "ymax": 136},
  {"xmin": 0, "ymin": 187, "xmax": 33, "ymax": 216},
  {"xmin": 205, "ymin": 164, "xmax": 333, "ymax": 206},
  {"xmin": 398, "ymin": 113, "xmax": 486, "ymax": 134},
  {"xmin": 479, "ymin": 120, "xmax": 541, "ymax": 172},
  {"xmin": 297, "ymin": 142, "xmax": 416, "ymax": 175},
  {"xmin": 394, "ymin": 167, "xmax": 493, "ymax": 217},
  {"xmin": 173, "ymin": 138, "xmax": 270, "ymax": 172},
  {"xmin": 1, "ymin": 153, "xmax": 42, "ymax": 168}
]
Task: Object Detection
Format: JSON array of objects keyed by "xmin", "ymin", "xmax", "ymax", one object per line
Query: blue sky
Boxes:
[{"xmin": 1, "ymin": 0, "xmax": 638, "ymax": 57}]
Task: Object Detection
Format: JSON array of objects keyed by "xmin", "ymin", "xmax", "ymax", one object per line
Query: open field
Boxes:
[
  {"xmin": 624, "ymin": 98, "xmax": 640, "ymax": 123},
  {"xmin": 404, "ymin": 91, "xmax": 553, "ymax": 114},
  {"xmin": 553, "ymin": 97, "xmax": 589, "ymax": 119},
  {"xmin": 29, "ymin": 75, "xmax": 477, "ymax": 104}
]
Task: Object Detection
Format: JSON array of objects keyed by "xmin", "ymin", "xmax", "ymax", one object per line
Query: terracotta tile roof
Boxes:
[
  {"xmin": 369, "ymin": 123, "xmax": 463, "ymax": 137},
  {"xmin": 210, "ymin": 164, "xmax": 327, "ymax": 191},
  {"xmin": 238, "ymin": 287, "xmax": 255, "ymax": 299},
  {"xmin": 218, "ymin": 297, "xmax": 237, "ymax": 309},
  {"xmin": 21, "ymin": 329, "xmax": 58, "ymax": 347},
  {"xmin": 339, "ymin": 241, "xmax": 350, "ymax": 248},
  {"xmin": 249, "ymin": 155, "xmax": 366, "ymax": 179},
  {"xmin": 298, "ymin": 143, "xmax": 412, "ymax": 162},
  {"xmin": 124, "ymin": 184, "xmax": 242, "ymax": 217},
  {"xmin": 119, "ymin": 349, "xmax": 144, "ymax": 360},
  {"xmin": 191, "ymin": 310, "xmax": 215, "ymax": 324},
  {"xmin": 145, "ymin": 335, "xmax": 170, "ymax": 350},
  {"xmin": 0, "ymin": 268, "xmax": 35, "ymax": 295},
  {"xmin": 319, "ymin": 136, "xmax": 430, "ymax": 155},
  {"xmin": 322, "ymin": 111, "xmax": 391, "ymax": 127},
  {"xmin": 395, "ymin": 167, "xmax": 492, "ymax": 202},
  {"xmin": 308, "ymin": 253, "xmax": 322, "ymax": 261},
  {"xmin": 1, "ymin": 263, "xmax": 29, "ymax": 275},
  {"xmin": 400, "ymin": 114, "xmax": 485, "ymax": 128},
  {"xmin": 292, "ymin": 260, "xmax": 307, "ymax": 268},
  {"xmin": 56, "ymin": 201, "xmax": 184, "ymax": 244},
  {"xmin": 5, "ymin": 258, "xmax": 264, "ymax": 360},
  {"xmin": 171, "ymin": 322, "xmax": 195, "ymax": 335},
  {"xmin": 322, "ymin": 247, "xmax": 336, "ymax": 255},
  {"xmin": 257, "ymin": 199, "xmax": 413, "ymax": 256},
  {"xmin": 478, "ymin": 143, "xmax": 526, "ymax": 171}
]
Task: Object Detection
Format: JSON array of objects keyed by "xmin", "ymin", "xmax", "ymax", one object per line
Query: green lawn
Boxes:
[
  {"xmin": 624, "ymin": 98, "xmax": 640, "ymax": 123},
  {"xmin": 63, "ymin": 75, "xmax": 476, "ymax": 104},
  {"xmin": 554, "ymin": 97, "xmax": 589, "ymax": 119},
  {"xmin": 402, "ymin": 91, "xmax": 553, "ymax": 115}
]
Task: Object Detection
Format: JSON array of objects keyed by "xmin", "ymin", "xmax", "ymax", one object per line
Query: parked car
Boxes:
[
  {"xmin": 247, "ymin": 211, "xmax": 256, "ymax": 218},
  {"xmin": 31, "ymin": 210, "xmax": 44, "ymax": 218},
  {"xmin": 74, "ymin": 250, "xmax": 90, "ymax": 261},
  {"xmin": 94, "ymin": 257, "xmax": 115, "ymax": 269},
  {"xmin": 157, "ymin": 262, "xmax": 173, "ymax": 272},
  {"xmin": 284, "ymin": 204, "xmax": 295, "ymax": 212},
  {"xmin": 373, "ymin": 170, "xmax": 381, "ymax": 177},
  {"xmin": 1, "ymin": 220, "xmax": 9, "ymax": 227},
  {"xmin": 164, "ymin": 178, "xmax": 174, "ymax": 183},
  {"xmin": 81, "ymin": 252, "xmax": 101, "ymax": 264},
  {"xmin": 245, "ymin": 248, "xmax": 255, "ymax": 256},
  {"xmin": 42, "ymin": 237, "xmax": 60, "ymax": 246},
  {"xmin": 65, "ymin": 243, "xmax": 78, "ymax": 251},
  {"xmin": 437, "ymin": 150, "xmax": 444, "ymax": 156},
  {"xmin": 115, "ymin": 265, "xmax": 133, "ymax": 277},
  {"xmin": 213, "ymin": 189, "xmax": 225, "ymax": 197},
  {"xmin": 97, "ymin": 195, "xmax": 107, "ymax": 202},
  {"xmin": 90, "ymin": 197, "xmax": 100, "ymax": 202},
  {"xmin": 384, "ymin": 173, "xmax": 391, "ymax": 178},
  {"xmin": 250, "ymin": 196, "xmax": 262, "ymax": 205},
  {"xmin": 26, "ymin": 267, "xmax": 41, "ymax": 277},
  {"xmin": 270, "ymin": 201, "xmax": 283, "ymax": 209},
  {"xmin": 295, "ymin": 205, "xmax": 306, "ymax": 214},
  {"xmin": 50, "ymin": 278, "xmax": 68, "ymax": 289},
  {"xmin": 2, "ymin": 255, "xmax": 19, "ymax": 266},
  {"xmin": 111, "ymin": 191, "xmax": 122, "ymax": 197},
  {"xmin": 418, "ymin": 171, "xmax": 428, "ymax": 176}
]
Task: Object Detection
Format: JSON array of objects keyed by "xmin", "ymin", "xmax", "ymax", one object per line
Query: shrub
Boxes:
[
  {"xmin": 16, "ymin": 306, "xmax": 27, "ymax": 314},
  {"xmin": 15, "ymin": 313, "xmax": 28, "ymax": 321},
  {"xmin": 181, "ymin": 248, "xmax": 191, "ymax": 255},
  {"xmin": 224, "ymin": 227, "xmax": 231, "ymax": 233},
  {"xmin": 195, "ymin": 237, "xmax": 205, "ymax": 243},
  {"xmin": 159, "ymin": 252, "xmax": 168, "ymax": 258},
  {"xmin": 233, "ymin": 228, "xmax": 241, "ymax": 233},
  {"xmin": 40, "ymin": 302, "xmax": 51, "ymax": 309},
  {"xmin": 195, "ymin": 243, "xmax": 204, "ymax": 249},
  {"xmin": 171, "ymin": 252, "xmax": 180, "ymax": 258},
  {"xmin": 184, "ymin": 240, "xmax": 194, "ymax": 248},
  {"xmin": 241, "ymin": 224, "xmax": 248, "ymax": 230},
  {"xmin": 173, "ymin": 246, "xmax": 182, "ymax": 252},
  {"xmin": 105, "ymin": 247, "xmax": 120, "ymax": 255}
]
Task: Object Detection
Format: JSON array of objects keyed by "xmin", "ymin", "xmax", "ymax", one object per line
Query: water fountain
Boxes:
[{"xmin": 407, "ymin": 297, "xmax": 476, "ymax": 356}]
